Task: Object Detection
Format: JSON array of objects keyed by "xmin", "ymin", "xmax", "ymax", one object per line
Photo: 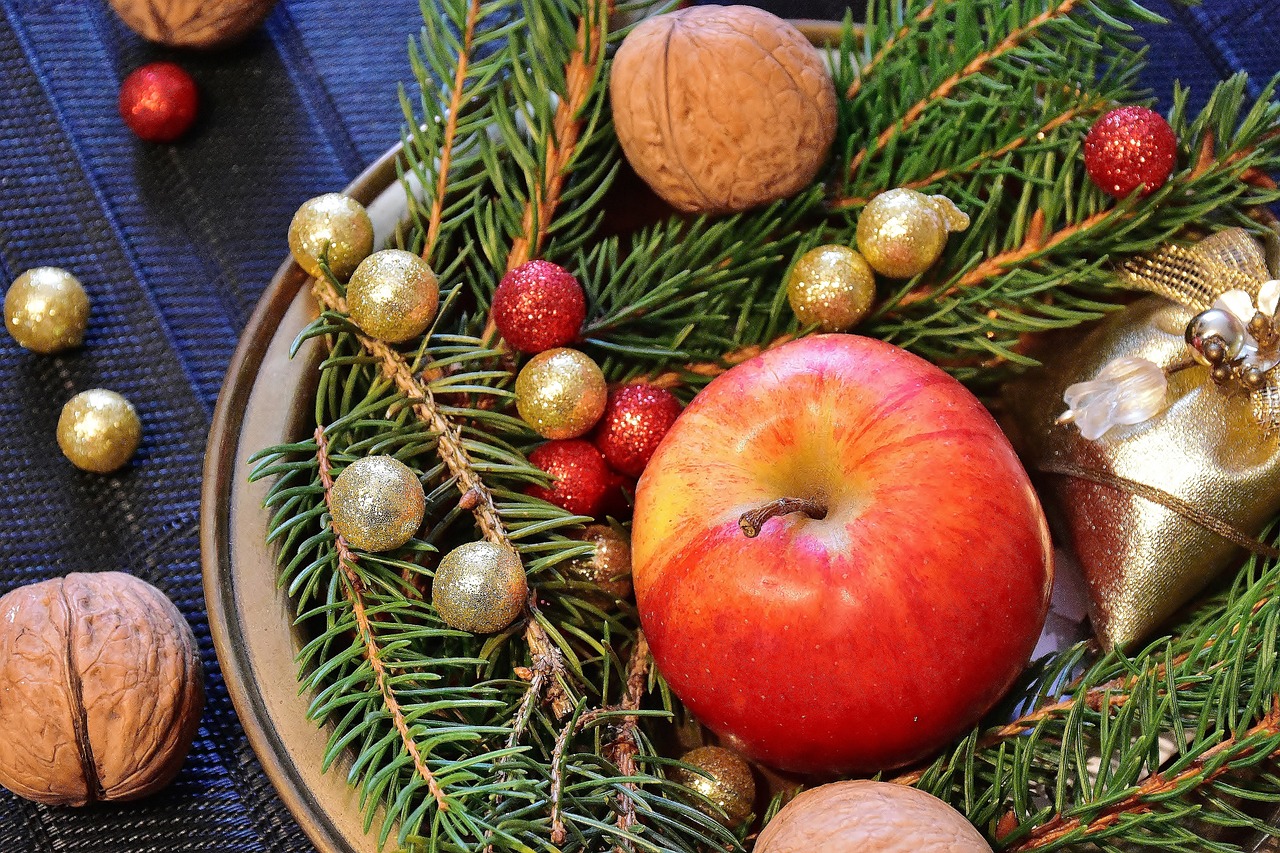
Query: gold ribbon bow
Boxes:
[{"xmin": 1118, "ymin": 227, "xmax": 1280, "ymax": 435}]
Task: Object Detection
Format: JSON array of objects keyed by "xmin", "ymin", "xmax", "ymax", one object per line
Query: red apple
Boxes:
[{"xmin": 632, "ymin": 334, "xmax": 1052, "ymax": 773}]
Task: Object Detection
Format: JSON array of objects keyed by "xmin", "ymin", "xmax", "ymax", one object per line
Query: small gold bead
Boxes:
[
  {"xmin": 786, "ymin": 245, "xmax": 876, "ymax": 332},
  {"xmin": 563, "ymin": 524, "xmax": 633, "ymax": 603},
  {"xmin": 1241, "ymin": 365, "xmax": 1267, "ymax": 391},
  {"xmin": 288, "ymin": 193, "xmax": 375, "ymax": 281},
  {"xmin": 673, "ymin": 746, "xmax": 756, "ymax": 828},
  {"xmin": 5, "ymin": 267, "xmax": 90, "ymax": 354},
  {"xmin": 329, "ymin": 456, "xmax": 426, "ymax": 552},
  {"xmin": 346, "ymin": 250, "xmax": 440, "ymax": 343},
  {"xmin": 57, "ymin": 389, "xmax": 142, "ymax": 473},
  {"xmin": 856, "ymin": 188, "xmax": 968, "ymax": 279},
  {"xmin": 433, "ymin": 541, "xmax": 528, "ymax": 634},
  {"xmin": 515, "ymin": 348, "xmax": 607, "ymax": 439}
]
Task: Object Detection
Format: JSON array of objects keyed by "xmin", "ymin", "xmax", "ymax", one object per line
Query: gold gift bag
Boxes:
[{"xmin": 1004, "ymin": 229, "xmax": 1280, "ymax": 650}]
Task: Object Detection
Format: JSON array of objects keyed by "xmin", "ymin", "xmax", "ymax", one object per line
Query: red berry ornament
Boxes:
[
  {"xmin": 526, "ymin": 440, "xmax": 612, "ymax": 517},
  {"xmin": 119, "ymin": 62, "xmax": 198, "ymax": 143},
  {"xmin": 492, "ymin": 260, "xmax": 586, "ymax": 353},
  {"xmin": 594, "ymin": 384, "xmax": 683, "ymax": 477},
  {"xmin": 599, "ymin": 468, "xmax": 636, "ymax": 519},
  {"xmin": 1084, "ymin": 106, "xmax": 1177, "ymax": 198}
]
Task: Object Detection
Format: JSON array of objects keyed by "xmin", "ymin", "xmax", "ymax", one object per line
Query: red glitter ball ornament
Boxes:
[
  {"xmin": 593, "ymin": 384, "xmax": 683, "ymax": 477},
  {"xmin": 119, "ymin": 62, "xmax": 199, "ymax": 143},
  {"xmin": 526, "ymin": 440, "xmax": 612, "ymax": 517},
  {"xmin": 1083, "ymin": 106, "xmax": 1177, "ymax": 198},
  {"xmin": 599, "ymin": 468, "xmax": 636, "ymax": 519},
  {"xmin": 491, "ymin": 260, "xmax": 586, "ymax": 353}
]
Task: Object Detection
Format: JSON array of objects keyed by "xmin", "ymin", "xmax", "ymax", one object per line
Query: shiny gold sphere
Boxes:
[
  {"xmin": 786, "ymin": 245, "xmax": 876, "ymax": 332},
  {"xmin": 856, "ymin": 188, "xmax": 969, "ymax": 279},
  {"xmin": 515, "ymin": 348, "xmax": 607, "ymax": 439},
  {"xmin": 329, "ymin": 456, "xmax": 426, "ymax": 552},
  {"xmin": 57, "ymin": 390, "xmax": 142, "ymax": 473},
  {"xmin": 433, "ymin": 541, "xmax": 528, "ymax": 634},
  {"xmin": 673, "ymin": 746, "xmax": 756, "ymax": 828},
  {"xmin": 288, "ymin": 193, "xmax": 375, "ymax": 281},
  {"xmin": 564, "ymin": 524, "xmax": 633, "ymax": 603},
  {"xmin": 346, "ymin": 249, "xmax": 440, "ymax": 343},
  {"xmin": 5, "ymin": 267, "xmax": 90, "ymax": 354}
]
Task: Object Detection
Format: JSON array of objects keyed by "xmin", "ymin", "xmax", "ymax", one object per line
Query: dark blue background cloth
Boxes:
[{"xmin": 0, "ymin": 1, "xmax": 1274, "ymax": 851}]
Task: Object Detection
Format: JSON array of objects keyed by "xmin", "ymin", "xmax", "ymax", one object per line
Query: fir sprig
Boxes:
[{"xmin": 899, "ymin": 541, "xmax": 1280, "ymax": 851}]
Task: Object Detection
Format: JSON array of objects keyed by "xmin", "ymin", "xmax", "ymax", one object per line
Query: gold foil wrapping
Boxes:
[{"xmin": 1005, "ymin": 296, "xmax": 1280, "ymax": 649}]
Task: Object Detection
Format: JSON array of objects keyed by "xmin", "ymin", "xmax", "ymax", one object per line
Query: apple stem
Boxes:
[{"xmin": 738, "ymin": 497, "xmax": 828, "ymax": 538}]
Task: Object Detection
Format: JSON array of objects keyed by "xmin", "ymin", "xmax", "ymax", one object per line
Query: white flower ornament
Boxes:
[{"xmin": 1058, "ymin": 356, "xmax": 1169, "ymax": 441}]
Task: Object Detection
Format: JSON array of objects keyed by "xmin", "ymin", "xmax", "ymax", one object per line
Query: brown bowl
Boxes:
[{"xmin": 200, "ymin": 144, "xmax": 402, "ymax": 853}]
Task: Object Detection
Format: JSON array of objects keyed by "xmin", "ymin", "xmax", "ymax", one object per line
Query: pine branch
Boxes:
[
  {"xmin": 844, "ymin": 1, "xmax": 941, "ymax": 102},
  {"xmin": 832, "ymin": 93, "xmax": 1112, "ymax": 210},
  {"xmin": 423, "ymin": 0, "xmax": 484, "ymax": 259},
  {"xmin": 849, "ymin": 0, "xmax": 1082, "ymax": 176},
  {"xmin": 314, "ymin": 425, "xmax": 450, "ymax": 811},
  {"xmin": 893, "ymin": 542, "xmax": 1280, "ymax": 851},
  {"xmin": 504, "ymin": 0, "xmax": 609, "ymax": 271},
  {"xmin": 1008, "ymin": 698, "xmax": 1280, "ymax": 851}
]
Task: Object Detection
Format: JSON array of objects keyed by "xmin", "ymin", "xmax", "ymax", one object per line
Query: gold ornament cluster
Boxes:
[
  {"xmin": 4, "ymin": 267, "xmax": 143, "ymax": 473},
  {"xmin": 785, "ymin": 189, "xmax": 970, "ymax": 333}
]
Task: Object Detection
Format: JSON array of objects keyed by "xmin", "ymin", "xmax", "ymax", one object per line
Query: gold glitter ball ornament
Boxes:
[
  {"xmin": 433, "ymin": 541, "xmax": 528, "ymax": 634},
  {"xmin": 564, "ymin": 524, "xmax": 633, "ymax": 603},
  {"xmin": 346, "ymin": 249, "xmax": 440, "ymax": 344},
  {"xmin": 287, "ymin": 193, "xmax": 375, "ymax": 281},
  {"xmin": 57, "ymin": 390, "xmax": 142, "ymax": 474},
  {"xmin": 329, "ymin": 456, "xmax": 426, "ymax": 552},
  {"xmin": 5, "ymin": 267, "xmax": 90, "ymax": 354},
  {"xmin": 856, "ymin": 188, "xmax": 970, "ymax": 279},
  {"xmin": 515, "ymin": 348, "xmax": 608, "ymax": 439},
  {"xmin": 786, "ymin": 246, "xmax": 876, "ymax": 332},
  {"xmin": 673, "ymin": 746, "xmax": 756, "ymax": 828}
]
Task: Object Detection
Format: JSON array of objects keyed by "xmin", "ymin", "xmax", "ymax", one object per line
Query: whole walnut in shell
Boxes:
[
  {"xmin": 0, "ymin": 572, "xmax": 204, "ymax": 806},
  {"xmin": 756, "ymin": 780, "xmax": 992, "ymax": 853},
  {"xmin": 108, "ymin": 0, "xmax": 278, "ymax": 48},
  {"xmin": 609, "ymin": 5, "xmax": 837, "ymax": 215}
]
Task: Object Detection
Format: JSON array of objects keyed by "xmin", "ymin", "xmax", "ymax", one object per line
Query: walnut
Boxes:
[
  {"xmin": 755, "ymin": 781, "xmax": 992, "ymax": 853},
  {"xmin": 609, "ymin": 5, "xmax": 837, "ymax": 215},
  {"xmin": 107, "ymin": 0, "xmax": 278, "ymax": 48},
  {"xmin": 0, "ymin": 572, "xmax": 204, "ymax": 806}
]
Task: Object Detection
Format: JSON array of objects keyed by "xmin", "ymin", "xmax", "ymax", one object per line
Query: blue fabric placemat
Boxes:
[{"xmin": 0, "ymin": 1, "xmax": 1274, "ymax": 850}]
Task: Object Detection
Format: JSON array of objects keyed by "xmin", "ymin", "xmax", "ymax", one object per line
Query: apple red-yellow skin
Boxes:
[{"xmin": 632, "ymin": 335, "xmax": 1052, "ymax": 774}]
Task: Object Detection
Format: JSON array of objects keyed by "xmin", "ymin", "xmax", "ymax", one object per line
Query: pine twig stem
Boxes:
[
  {"xmin": 848, "ymin": 0, "xmax": 1079, "ymax": 177},
  {"xmin": 1007, "ymin": 697, "xmax": 1280, "ymax": 851},
  {"xmin": 895, "ymin": 207, "xmax": 1110, "ymax": 308},
  {"xmin": 504, "ymin": 0, "xmax": 607, "ymax": 271},
  {"xmin": 314, "ymin": 425, "xmax": 450, "ymax": 811},
  {"xmin": 845, "ymin": 2, "xmax": 942, "ymax": 101},
  {"xmin": 523, "ymin": 610, "xmax": 575, "ymax": 719},
  {"xmin": 635, "ymin": 334, "xmax": 798, "ymax": 390},
  {"xmin": 831, "ymin": 95, "xmax": 1107, "ymax": 210},
  {"xmin": 423, "ymin": 0, "xmax": 483, "ymax": 260},
  {"xmin": 548, "ymin": 635, "xmax": 652, "ymax": 848}
]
